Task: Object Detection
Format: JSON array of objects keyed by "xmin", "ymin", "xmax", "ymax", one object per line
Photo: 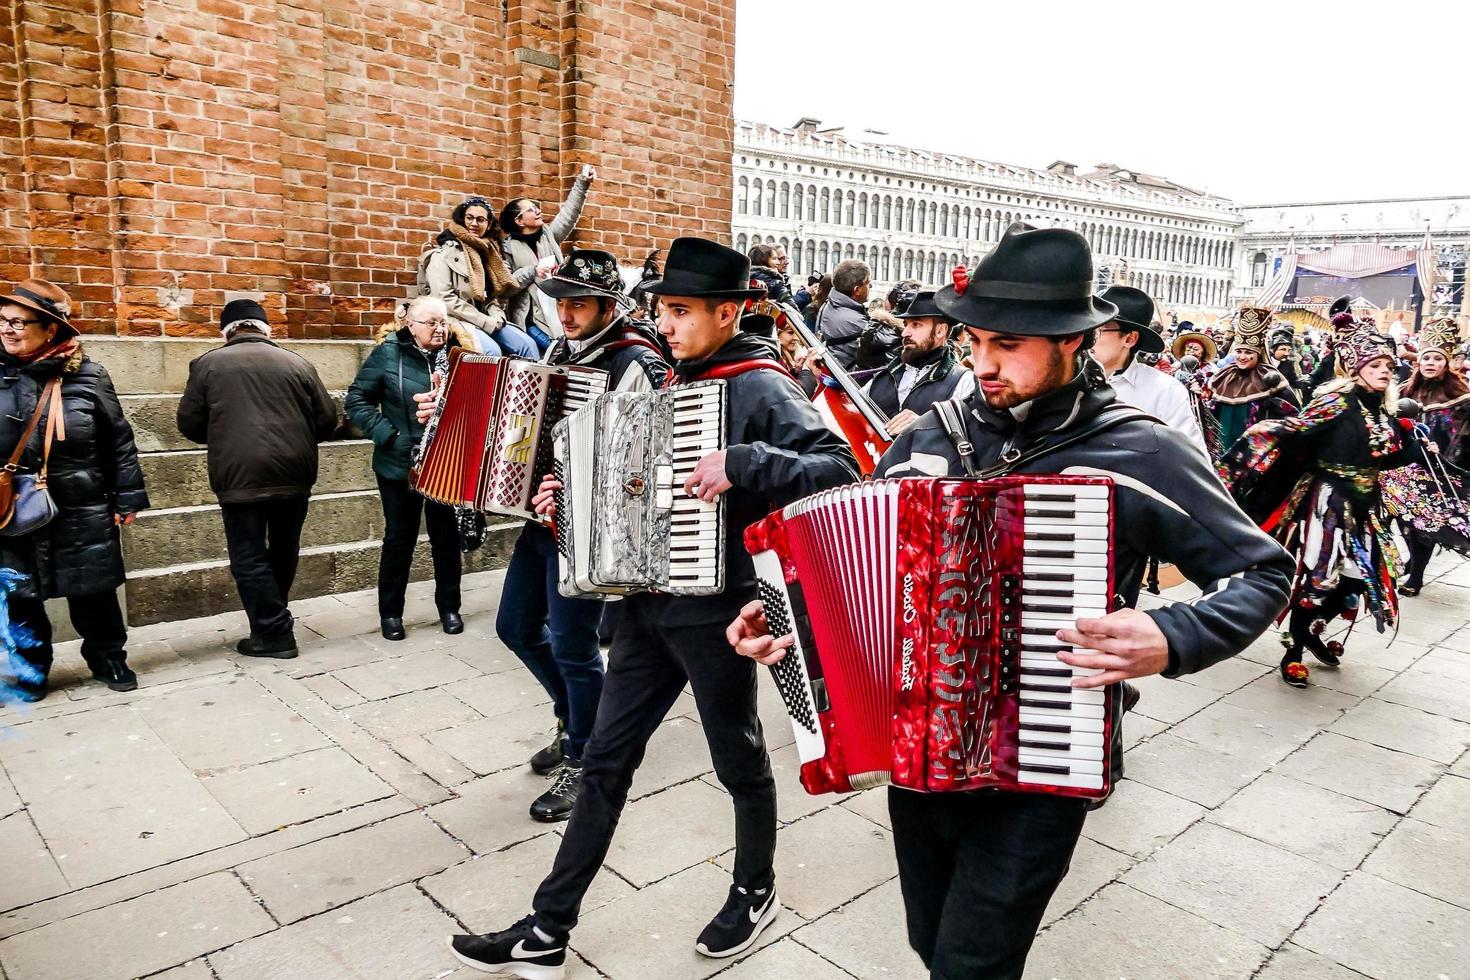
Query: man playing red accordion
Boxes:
[{"xmin": 729, "ymin": 223, "xmax": 1294, "ymax": 978}]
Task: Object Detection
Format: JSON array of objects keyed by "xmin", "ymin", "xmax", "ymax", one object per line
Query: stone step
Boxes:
[
  {"xmin": 123, "ymin": 490, "xmax": 388, "ymax": 568},
  {"xmin": 123, "ymin": 521, "xmax": 521, "ymax": 626},
  {"xmin": 84, "ymin": 337, "xmax": 374, "ymax": 395},
  {"xmin": 122, "ymin": 392, "xmax": 361, "ymax": 453},
  {"xmin": 140, "ymin": 441, "xmax": 377, "ymax": 509}
]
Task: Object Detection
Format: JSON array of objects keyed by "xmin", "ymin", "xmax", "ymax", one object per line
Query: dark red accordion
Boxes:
[{"xmin": 745, "ymin": 476, "xmax": 1116, "ymax": 800}]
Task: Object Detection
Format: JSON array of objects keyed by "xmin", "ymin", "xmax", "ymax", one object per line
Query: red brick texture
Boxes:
[{"xmin": 2, "ymin": 0, "xmax": 735, "ymax": 337}]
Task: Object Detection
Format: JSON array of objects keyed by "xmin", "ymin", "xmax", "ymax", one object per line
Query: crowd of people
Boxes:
[{"xmin": 3, "ymin": 198, "xmax": 1469, "ymax": 979}]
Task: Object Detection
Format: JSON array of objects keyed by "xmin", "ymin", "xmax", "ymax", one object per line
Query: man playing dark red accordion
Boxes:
[{"xmin": 729, "ymin": 223, "xmax": 1294, "ymax": 979}]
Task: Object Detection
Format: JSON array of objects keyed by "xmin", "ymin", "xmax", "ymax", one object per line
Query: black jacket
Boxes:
[
  {"xmin": 749, "ymin": 267, "xmax": 793, "ymax": 305},
  {"xmin": 0, "ymin": 345, "xmax": 149, "ymax": 599},
  {"xmin": 177, "ymin": 333, "xmax": 338, "ymax": 503},
  {"xmin": 344, "ymin": 329, "xmax": 462, "ymax": 483},
  {"xmin": 876, "ymin": 358, "xmax": 1294, "ymax": 783},
  {"xmin": 543, "ymin": 318, "xmax": 668, "ymax": 392},
  {"xmin": 866, "ymin": 345, "xmax": 968, "ymax": 418},
  {"xmin": 628, "ymin": 332, "xmax": 860, "ymax": 627}
]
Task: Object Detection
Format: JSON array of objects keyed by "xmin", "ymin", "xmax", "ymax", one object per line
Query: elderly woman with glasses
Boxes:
[
  {"xmin": 0, "ymin": 279, "xmax": 149, "ymax": 701},
  {"xmin": 419, "ymin": 196, "xmax": 539, "ymax": 359},
  {"xmin": 345, "ymin": 296, "xmax": 474, "ymax": 642},
  {"xmin": 498, "ymin": 165, "xmax": 596, "ymax": 351}
]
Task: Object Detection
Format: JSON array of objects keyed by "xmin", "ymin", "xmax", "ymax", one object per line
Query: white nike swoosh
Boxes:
[
  {"xmin": 511, "ymin": 939, "xmax": 563, "ymax": 960},
  {"xmin": 748, "ymin": 893, "xmax": 775, "ymax": 924}
]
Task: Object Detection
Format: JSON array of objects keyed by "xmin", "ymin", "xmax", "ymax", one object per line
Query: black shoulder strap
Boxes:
[
  {"xmin": 932, "ymin": 398, "xmax": 980, "ymax": 477},
  {"xmin": 976, "ymin": 405, "xmax": 1159, "ymax": 479}
]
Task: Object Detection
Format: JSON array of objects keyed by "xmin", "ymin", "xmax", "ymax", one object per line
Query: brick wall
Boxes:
[{"xmin": 1, "ymin": 0, "xmax": 735, "ymax": 337}]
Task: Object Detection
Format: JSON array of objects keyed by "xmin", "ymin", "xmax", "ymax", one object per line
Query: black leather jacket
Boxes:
[{"xmin": 875, "ymin": 358, "xmax": 1294, "ymax": 783}]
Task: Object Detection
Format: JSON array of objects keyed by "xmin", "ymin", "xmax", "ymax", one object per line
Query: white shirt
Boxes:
[
  {"xmin": 892, "ymin": 362, "xmax": 976, "ymax": 406},
  {"xmin": 1108, "ymin": 357, "xmax": 1206, "ymax": 453}
]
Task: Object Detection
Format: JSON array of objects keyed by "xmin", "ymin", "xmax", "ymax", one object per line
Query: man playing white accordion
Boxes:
[{"xmin": 729, "ymin": 223, "xmax": 1294, "ymax": 978}]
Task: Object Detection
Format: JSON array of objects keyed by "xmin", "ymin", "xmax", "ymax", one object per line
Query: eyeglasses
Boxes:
[
  {"xmin": 0, "ymin": 316, "xmax": 42, "ymax": 332},
  {"xmin": 409, "ymin": 318, "xmax": 446, "ymax": 329},
  {"xmin": 519, "ymin": 204, "xmax": 542, "ymax": 217}
]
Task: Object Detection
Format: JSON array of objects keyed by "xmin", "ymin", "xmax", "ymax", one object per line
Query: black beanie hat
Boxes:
[{"xmin": 221, "ymin": 299, "xmax": 268, "ymax": 332}]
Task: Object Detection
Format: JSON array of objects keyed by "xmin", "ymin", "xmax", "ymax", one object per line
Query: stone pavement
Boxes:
[{"xmin": 3, "ymin": 553, "xmax": 1470, "ymax": 980}]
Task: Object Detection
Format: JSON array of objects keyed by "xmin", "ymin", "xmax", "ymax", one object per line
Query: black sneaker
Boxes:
[
  {"xmin": 90, "ymin": 660, "xmax": 138, "ymax": 692},
  {"xmin": 448, "ymin": 915, "xmax": 567, "ymax": 980},
  {"xmin": 530, "ymin": 758, "xmax": 581, "ymax": 823},
  {"xmin": 694, "ymin": 883, "xmax": 779, "ymax": 959},
  {"xmin": 530, "ymin": 723, "xmax": 566, "ymax": 775}
]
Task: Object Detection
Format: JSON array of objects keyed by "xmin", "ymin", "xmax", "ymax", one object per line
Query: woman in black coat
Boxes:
[{"xmin": 0, "ymin": 279, "xmax": 149, "ymax": 702}]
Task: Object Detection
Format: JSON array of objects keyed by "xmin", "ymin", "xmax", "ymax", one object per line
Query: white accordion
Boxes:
[{"xmin": 552, "ymin": 380, "xmax": 727, "ymax": 596}]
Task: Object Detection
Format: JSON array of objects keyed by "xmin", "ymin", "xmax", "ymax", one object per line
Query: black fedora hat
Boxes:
[
  {"xmin": 536, "ymin": 249, "xmax": 633, "ymax": 309},
  {"xmin": 934, "ymin": 223, "xmax": 1118, "ymax": 337},
  {"xmin": 643, "ymin": 237, "xmax": 764, "ymax": 300},
  {"xmin": 894, "ymin": 290, "xmax": 954, "ymax": 324},
  {"xmin": 1098, "ymin": 285, "xmax": 1164, "ymax": 353}
]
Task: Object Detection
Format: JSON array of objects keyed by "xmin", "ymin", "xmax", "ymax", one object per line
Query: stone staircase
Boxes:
[{"xmin": 50, "ymin": 337, "xmax": 518, "ymax": 634}]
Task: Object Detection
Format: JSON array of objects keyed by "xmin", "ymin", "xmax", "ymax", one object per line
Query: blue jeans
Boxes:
[
  {"xmin": 495, "ymin": 524, "xmax": 605, "ymax": 757},
  {"xmin": 493, "ymin": 323, "xmax": 540, "ymax": 358}
]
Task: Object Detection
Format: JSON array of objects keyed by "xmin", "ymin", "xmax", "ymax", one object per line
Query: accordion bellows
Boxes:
[
  {"xmin": 553, "ymin": 381, "xmax": 727, "ymax": 596},
  {"xmin": 746, "ymin": 476, "xmax": 1116, "ymax": 800},
  {"xmin": 411, "ymin": 351, "xmax": 608, "ymax": 519}
]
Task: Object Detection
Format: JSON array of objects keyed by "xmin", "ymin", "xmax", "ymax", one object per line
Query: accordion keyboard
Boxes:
[
  {"xmin": 664, "ymin": 385, "xmax": 724, "ymax": 592},
  {"xmin": 1014, "ymin": 482, "xmax": 1110, "ymax": 792}
]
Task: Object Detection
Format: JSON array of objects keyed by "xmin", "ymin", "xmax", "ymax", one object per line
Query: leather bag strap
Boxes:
[{"xmin": 4, "ymin": 377, "xmax": 58, "ymax": 474}]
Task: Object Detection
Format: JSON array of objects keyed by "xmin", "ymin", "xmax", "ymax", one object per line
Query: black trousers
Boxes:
[
  {"xmin": 220, "ymin": 497, "xmax": 310, "ymax": 638},
  {"xmin": 1404, "ymin": 531, "xmax": 1435, "ymax": 590},
  {"xmin": 8, "ymin": 590, "xmax": 129, "ymax": 677},
  {"xmin": 375, "ymin": 475, "xmax": 461, "ymax": 618},
  {"xmin": 532, "ymin": 602, "xmax": 777, "ymax": 936},
  {"xmin": 889, "ymin": 787, "xmax": 1089, "ymax": 980}
]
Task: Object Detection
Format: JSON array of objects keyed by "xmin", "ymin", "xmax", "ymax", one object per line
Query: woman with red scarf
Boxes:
[{"xmin": 0, "ymin": 279, "xmax": 149, "ymax": 702}]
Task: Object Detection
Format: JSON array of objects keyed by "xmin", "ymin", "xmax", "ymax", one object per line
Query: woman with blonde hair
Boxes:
[{"xmin": 346, "ymin": 296, "xmax": 473, "ymax": 641}]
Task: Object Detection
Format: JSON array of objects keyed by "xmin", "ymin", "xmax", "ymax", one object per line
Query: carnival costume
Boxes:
[
  {"xmin": 1203, "ymin": 307, "xmax": 1300, "ymax": 457},
  {"xmin": 1172, "ymin": 329, "xmax": 1222, "ymax": 458},
  {"xmin": 1383, "ymin": 316, "xmax": 1470, "ymax": 595},
  {"xmin": 1223, "ymin": 315, "xmax": 1426, "ymax": 688}
]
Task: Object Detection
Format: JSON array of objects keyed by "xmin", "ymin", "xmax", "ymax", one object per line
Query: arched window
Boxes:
[
  {"xmin": 753, "ymin": 179, "xmax": 764, "ymax": 217},
  {"xmin": 792, "ymin": 240, "xmax": 804, "ymax": 273},
  {"xmin": 807, "ymin": 185, "xmax": 817, "ymax": 221},
  {"xmin": 939, "ymin": 204, "xmax": 950, "ymax": 238},
  {"xmin": 820, "ymin": 188, "xmax": 831, "ymax": 223},
  {"xmin": 882, "ymin": 196, "xmax": 892, "ymax": 230},
  {"xmin": 881, "ymin": 247, "xmax": 891, "ymax": 280},
  {"xmin": 859, "ymin": 192, "xmax": 869, "ymax": 228},
  {"xmin": 792, "ymin": 185, "xmax": 804, "ymax": 222},
  {"xmin": 818, "ymin": 242, "xmax": 830, "ymax": 271},
  {"xmin": 844, "ymin": 242, "xmax": 855, "ymax": 260},
  {"xmin": 1251, "ymin": 251, "xmax": 1268, "ymax": 288},
  {"xmin": 736, "ymin": 233, "xmax": 748, "ymax": 253},
  {"xmin": 766, "ymin": 184, "xmax": 777, "ymax": 218},
  {"xmin": 737, "ymin": 177, "xmax": 748, "ymax": 215},
  {"xmin": 845, "ymin": 191, "xmax": 856, "ymax": 226},
  {"xmin": 928, "ymin": 202, "xmax": 938, "ymax": 235},
  {"xmin": 779, "ymin": 182, "xmax": 790, "ymax": 219}
]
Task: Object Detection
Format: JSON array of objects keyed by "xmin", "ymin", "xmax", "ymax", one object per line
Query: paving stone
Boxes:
[
  {"xmin": 148, "ymin": 961, "xmax": 214, "ymax": 980},
  {"xmin": 440, "ymin": 636, "xmax": 522, "ymax": 678},
  {"xmin": 200, "ymin": 746, "xmax": 394, "ymax": 834},
  {"xmin": 1123, "ymin": 673, "xmax": 1221, "ymax": 724},
  {"xmin": 1390, "ymin": 595, "xmax": 1467, "ymax": 647},
  {"xmin": 1294, "ymin": 871, "xmax": 1470, "ymax": 980},
  {"xmin": 1327, "ymin": 638, "xmax": 1430, "ymax": 675},
  {"xmin": 387, "ymin": 735, "xmax": 477, "ymax": 788},
  {"xmin": 838, "ymin": 787, "xmax": 891, "ymax": 831},
  {"xmin": 1177, "ymin": 654, "xmax": 1270, "ymax": 693},
  {"xmin": 0, "ymin": 814, "xmax": 68, "ymax": 913},
  {"xmin": 1276, "ymin": 732, "xmax": 1442, "ymax": 814},
  {"xmin": 1124, "ymin": 821, "xmax": 1342, "ymax": 946},
  {"xmin": 1168, "ymin": 700, "xmax": 1306, "ymax": 768},
  {"xmin": 1121, "ymin": 712, "xmax": 1166, "ymax": 749},
  {"xmin": 605, "ymin": 779, "xmax": 734, "ymax": 886},
  {"xmin": 1310, "ymin": 660, "xmax": 1398, "ymax": 698},
  {"xmin": 1081, "ymin": 780, "xmax": 1205, "ymax": 859},
  {"xmin": 237, "ymin": 813, "xmax": 467, "ymax": 923},
  {"xmin": 424, "ymin": 768, "xmax": 559, "ymax": 854},
  {"xmin": 0, "ymin": 767, "xmax": 20, "ymax": 819},
  {"xmin": 135, "ymin": 676, "xmax": 331, "ymax": 772},
  {"xmin": 713, "ymin": 938, "xmax": 856, "ymax": 980},
  {"xmin": 426, "ymin": 699, "xmax": 560, "ymax": 776},
  {"xmin": 1026, "ymin": 884, "xmax": 1270, "ymax": 980},
  {"xmin": 1378, "ymin": 653, "xmax": 1470, "ymax": 723},
  {"xmin": 1209, "ymin": 772, "xmax": 1396, "ymax": 872},
  {"xmin": 1329, "ymin": 696, "xmax": 1470, "ymax": 764},
  {"xmin": 420, "ymin": 833, "xmax": 633, "ymax": 930},
  {"xmin": 343, "ymin": 689, "xmax": 484, "ymax": 741},
  {"xmin": 297, "ymin": 674, "xmax": 365, "ymax": 709},
  {"xmin": 1409, "ymin": 772, "xmax": 1470, "ymax": 829},
  {"xmin": 1123, "ymin": 733, "xmax": 1266, "ymax": 808},
  {"xmin": 1362, "ymin": 816, "xmax": 1470, "ymax": 909},
  {"xmin": 628, "ymin": 716, "xmax": 714, "ymax": 801},
  {"xmin": 442, "ymin": 673, "xmax": 551, "ymax": 720},
  {"xmin": 0, "ymin": 872, "xmax": 272, "ymax": 980},
  {"xmin": 1042, "ymin": 837, "xmax": 1134, "ymax": 926},
  {"xmin": 334, "ymin": 650, "xmax": 482, "ymax": 701},
  {"xmin": 0, "ymin": 705, "xmax": 246, "ymax": 888},
  {"xmin": 791, "ymin": 878, "xmax": 926, "ymax": 980},
  {"xmin": 208, "ymin": 884, "xmax": 461, "ymax": 980},
  {"xmin": 1255, "ymin": 942, "xmax": 1374, "ymax": 980},
  {"xmin": 574, "ymin": 863, "xmax": 793, "ymax": 980},
  {"xmin": 1222, "ymin": 673, "xmax": 1359, "ymax": 728},
  {"xmin": 742, "ymin": 805, "xmax": 896, "ymax": 921}
]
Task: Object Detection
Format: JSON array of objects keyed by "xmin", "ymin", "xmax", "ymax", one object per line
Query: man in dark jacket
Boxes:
[
  {"xmin": 728, "ymin": 224, "xmax": 1294, "ymax": 979},
  {"xmin": 176, "ymin": 300, "xmax": 338, "ymax": 659},
  {"xmin": 863, "ymin": 290, "xmax": 974, "ymax": 433},
  {"xmin": 450, "ymin": 238, "xmax": 860, "ymax": 980},
  {"xmin": 746, "ymin": 243, "xmax": 792, "ymax": 305},
  {"xmin": 814, "ymin": 259, "xmax": 872, "ymax": 368}
]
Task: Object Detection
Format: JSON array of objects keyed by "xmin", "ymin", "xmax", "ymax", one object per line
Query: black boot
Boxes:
[
  {"xmin": 530, "ymin": 757, "xmax": 582, "ymax": 823},
  {"xmin": 440, "ymin": 612, "xmax": 464, "ymax": 635},
  {"xmin": 241, "ymin": 631, "xmax": 298, "ymax": 659},
  {"xmin": 90, "ymin": 659, "xmax": 138, "ymax": 692},
  {"xmin": 380, "ymin": 617, "xmax": 406, "ymax": 641},
  {"xmin": 529, "ymin": 722, "xmax": 566, "ymax": 775}
]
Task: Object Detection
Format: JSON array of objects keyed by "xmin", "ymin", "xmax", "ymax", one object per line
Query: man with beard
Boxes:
[
  {"xmin": 862, "ymin": 290, "xmax": 974, "ymax": 434},
  {"xmin": 1271, "ymin": 327, "xmax": 1314, "ymax": 402},
  {"xmin": 727, "ymin": 223, "xmax": 1292, "ymax": 979},
  {"xmin": 1206, "ymin": 306, "xmax": 1300, "ymax": 451},
  {"xmin": 1092, "ymin": 285, "xmax": 1204, "ymax": 451}
]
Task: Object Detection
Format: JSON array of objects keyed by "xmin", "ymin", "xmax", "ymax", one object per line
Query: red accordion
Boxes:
[
  {"xmin": 745, "ymin": 476, "xmax": 1116, "ymax": 800},
  {"xmin": 411, "ymin": 350, "xmax": 608, "ymax": 519}
]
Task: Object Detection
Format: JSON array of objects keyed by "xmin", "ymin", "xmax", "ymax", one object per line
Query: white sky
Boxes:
[{"xmin": 733, "ymin": 0, "xmax": 1467, "ymax": 204}]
